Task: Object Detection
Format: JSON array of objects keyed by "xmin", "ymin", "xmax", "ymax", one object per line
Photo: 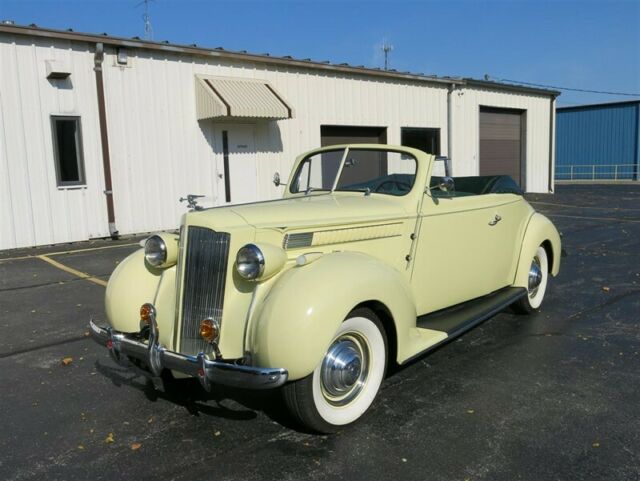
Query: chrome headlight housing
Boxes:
[
  {"xmin": 236, "ymin": 244, "xmax": 265, "ymax": 280},
  {"xmin": 144, "ymin": 235, "xmax": 167, "ymax": 267}
]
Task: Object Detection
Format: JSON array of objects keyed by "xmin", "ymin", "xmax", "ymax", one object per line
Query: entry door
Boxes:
[{"xmin": 215, "ymin": 125, "xmax": 258, "ymax": 205}]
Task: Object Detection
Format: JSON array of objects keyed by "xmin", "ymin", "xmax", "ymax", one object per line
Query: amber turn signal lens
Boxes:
[
  {"xmin": 199, "ymin": 318, "xmax": 219, "ymax": 343},
  {"xmin": 140, "ymin": 303, "xmax": 153, "ymax": 324}
]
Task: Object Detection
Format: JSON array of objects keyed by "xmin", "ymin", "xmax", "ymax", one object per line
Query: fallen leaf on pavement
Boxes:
[
  {"xmin": 602, "ymin": 286, "xmax": 610, "ymax": 292},
  {"xmin": 131, "ymin": 443, "xmax": 142, "ymax": 451},
  {"xmin": 105, "ymin": 432, "xmax": 115, "ymax": 444},
  {"xmin": 62, "ymin": 357, "xmax": 73, "ymax": 366}
]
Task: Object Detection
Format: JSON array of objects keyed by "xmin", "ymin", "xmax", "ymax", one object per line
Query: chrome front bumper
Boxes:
[{"xmin": 88, "ymin": 313, "xmax": 288, "ymax": 392}]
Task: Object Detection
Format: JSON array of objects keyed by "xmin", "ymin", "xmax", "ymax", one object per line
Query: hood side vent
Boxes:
[{"xmin": 283, "ymin": 232, "xmax": 314, "ymax": 249}]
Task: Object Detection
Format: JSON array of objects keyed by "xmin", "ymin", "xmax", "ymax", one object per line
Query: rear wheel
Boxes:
[
  {"xmin": 283, "ymin": 308, "xmax": 387, "ymax": 433},
  {"xmin": 513, "ymin": 245, "xmax": 549, "ymax": 314}
]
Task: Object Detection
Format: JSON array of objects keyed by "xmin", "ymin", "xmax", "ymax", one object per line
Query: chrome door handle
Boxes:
[{"xmin": 489, "ymin": 214, "xmax": 502, "ymax": 226}]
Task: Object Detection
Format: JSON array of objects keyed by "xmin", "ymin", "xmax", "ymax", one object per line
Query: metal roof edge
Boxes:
[
  {"xmin": 464, "ymin": 78, "xmax": 560, "ymax": 98},
  {"xmin": 0, "ymin": 23, "xmax": 460, "ymax": 87},
  {"xmin": 0, "ymin": 23, "xmax": 562, "ymax": 98},
  {"xmin": 557, "ymin": 99, "xmax": 640, "ymax": 111}
]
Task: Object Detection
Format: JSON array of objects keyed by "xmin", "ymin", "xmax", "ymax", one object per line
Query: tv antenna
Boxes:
[
  {"xmin": 136, "ymin": 0, "xmax": 154, "ymax": 40},
  {"xmin": 382, "ymin": 39, "xmax": 394, "ymax": 70}
]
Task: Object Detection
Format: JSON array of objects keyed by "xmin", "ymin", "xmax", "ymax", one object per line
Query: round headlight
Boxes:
[
  {"xmin": 144, "ymin": 235, "xmax": 167, "ymax": 267},
  {"xmin": 236, "ymin": 244, "xmax": 265, "ymax": 280}
]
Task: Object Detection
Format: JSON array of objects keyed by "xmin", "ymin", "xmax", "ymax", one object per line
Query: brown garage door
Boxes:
[{"xmin": 479, "ymin": 108, "xmax": 525, "ymax": 186}]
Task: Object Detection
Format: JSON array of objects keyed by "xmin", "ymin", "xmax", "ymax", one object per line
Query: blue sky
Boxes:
[{"xmin": 1, "ymin": 0, "xmax": 638, "ymax": 105}]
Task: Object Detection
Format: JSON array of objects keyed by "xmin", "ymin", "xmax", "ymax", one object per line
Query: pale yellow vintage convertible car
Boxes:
[{"xmin": 90, "ymin": 144, "xmax": 561, "ymax": 433}]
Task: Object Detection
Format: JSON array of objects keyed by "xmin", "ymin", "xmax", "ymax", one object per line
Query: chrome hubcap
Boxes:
[
  {"xmin": 528, "ymin": 256, "xmax": 543, "ymax": 296},
  {"xmin": 320, "ymin": 333, "xmax": 369, "ymax": 406}
]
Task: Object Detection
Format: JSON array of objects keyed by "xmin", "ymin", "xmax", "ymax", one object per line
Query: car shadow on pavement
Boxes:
[{"xmin": 93, "ymin": 360, "xmax": 301, "ymax": 429}]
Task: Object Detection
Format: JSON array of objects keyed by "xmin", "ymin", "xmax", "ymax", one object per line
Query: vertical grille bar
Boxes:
[{"xmin": 179, "ymin": 226, "xmax": 230, "ymax": 355}]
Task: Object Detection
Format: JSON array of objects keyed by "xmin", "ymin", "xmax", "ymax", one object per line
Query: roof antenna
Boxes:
[
  {"xmin": 382, "ymin": 39, "xmax": 394, "ymax": 71},
  {"xmin": 136, "ymin": 0, "xmax": 154, "ymax": 40}
]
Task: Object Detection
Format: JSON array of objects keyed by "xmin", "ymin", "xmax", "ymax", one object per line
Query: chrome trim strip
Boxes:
[
  {"xmin": 89, "ymin": 317, "xmax": 288, "ymax": 391},
  {"xmin": 283, "ymin": 222, "xmax": 403, "ymax": 250}
]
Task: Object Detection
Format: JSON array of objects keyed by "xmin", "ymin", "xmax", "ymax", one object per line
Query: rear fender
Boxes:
[
  {"xmin": 250, "ymin": 251, "xmax": 417, "ymax": 380},
  {"xmin": 514, "ymin": 213, "xmax": 561, "ymax": 287}
]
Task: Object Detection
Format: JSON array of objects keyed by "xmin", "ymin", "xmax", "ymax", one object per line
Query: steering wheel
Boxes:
[{"xmin": 374, "ymin": 180, "xmax": 412, "ymax": 194}]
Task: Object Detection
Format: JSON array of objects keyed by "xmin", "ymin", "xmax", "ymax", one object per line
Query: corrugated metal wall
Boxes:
[
  {"xmin": 0, "ymin": 33, "xmax": 555, "ymax": 250},
  {"xmin": 0, "ymin": 34, "xmax": 109, "ymax": 250},
  {"xmin": 102, "ymin": 49, "xmax": 450, "ymax": 237},
  {"xmin": 451, "ymin": 87, "xmax": 553, "ymax": 193},
  {"xmin": 556, "ymin": 102, "xmax": 640, "ymax": 180}
]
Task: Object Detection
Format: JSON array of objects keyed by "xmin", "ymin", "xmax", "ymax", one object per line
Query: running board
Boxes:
[{"xmin": 403, "ymin": 287, "xmax": 527, "ymax": 364}]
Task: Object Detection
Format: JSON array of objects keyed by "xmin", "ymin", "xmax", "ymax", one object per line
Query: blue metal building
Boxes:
[{"xmin": 556, "ymin": 100, "xmax": 640, "ymax": 180}]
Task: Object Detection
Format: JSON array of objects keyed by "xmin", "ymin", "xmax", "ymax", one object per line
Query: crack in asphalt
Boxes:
[
  {"xmin": 565, "ymin": 288, "xmax": 640, "ymax": 321},
  {"xmin": 0, "ymin": 334, "xmax": 90, "ymax": 359},
  {"xmin": 0, "ymin": 275, "xmax": 110, "ymax": 293}
]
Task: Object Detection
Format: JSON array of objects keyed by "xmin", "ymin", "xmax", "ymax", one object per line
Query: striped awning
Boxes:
[{"xmin": 195, "ymin": 75, "xmax": 293, "ymax": 120}]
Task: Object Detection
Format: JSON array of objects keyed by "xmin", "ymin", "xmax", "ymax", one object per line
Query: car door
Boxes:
[{"xmin": 410, "ymin": 191, "xmax": 526, "ymax": 316}]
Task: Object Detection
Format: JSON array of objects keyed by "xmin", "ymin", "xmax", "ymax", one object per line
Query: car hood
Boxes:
[{"xmin": 227, "ymin": 192, "xmax": 415, "ymax": 230}]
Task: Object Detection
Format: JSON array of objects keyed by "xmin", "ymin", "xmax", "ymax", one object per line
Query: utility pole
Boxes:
[
  {"xmin": 382, "ymin": 40, "xmax": 394, "ymax": 71},
  {"xmin": 136, "ymin": 0, "xmax": 154, "ymax": 40}
]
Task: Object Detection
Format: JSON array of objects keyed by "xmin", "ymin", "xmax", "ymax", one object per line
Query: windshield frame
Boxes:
[
  {"xmin": 288, "ymin": 147, "xmax": 418, "ymax": 197},
  {"xmin": 288, "ymin": 148, "xmax": 348, "ymax": 195}
]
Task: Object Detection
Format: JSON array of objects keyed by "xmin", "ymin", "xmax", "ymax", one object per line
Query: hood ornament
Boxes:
[{"xmin": 179, "ymin": 194, "xmax": 205, "ymax": 211}]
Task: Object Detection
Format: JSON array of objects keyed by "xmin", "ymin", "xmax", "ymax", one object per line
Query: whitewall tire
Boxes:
[
  {"xmin": 514, "ymin": 245, "xmax": 549, "ymax": 313},
  {"xmin": 283, "ymin": 308, "xmax": 387, "ymax": 433}
]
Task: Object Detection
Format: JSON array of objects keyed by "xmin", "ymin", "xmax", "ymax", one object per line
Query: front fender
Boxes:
[
  {"xmin": 105, "ymin": 249, "xmax": 176, "ymax": 348},
  {"xmin": 250, "ymin": 251, "xmax": 417, "ymax": 380},
  {"xmin": 514, "ymin": 213, "xmax": 561, "ymax": 287}
]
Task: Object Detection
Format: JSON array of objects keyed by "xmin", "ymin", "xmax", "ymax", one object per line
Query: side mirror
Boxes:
[
  {"xmin": 273, "ymin": 172, "xmax": 286, "ymax": 187},
  {"xmin": 344, "ymin": 157, "xmax": 359, "ymax": 168},
  {"xmin": 430, "ymin": 176, "xmax": 455, "ymax": 193}
]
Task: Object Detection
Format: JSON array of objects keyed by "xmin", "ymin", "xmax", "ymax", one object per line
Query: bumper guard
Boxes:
[{"xmin": 88, "ymin": 309, "xmax": 288, "ymax": 392}]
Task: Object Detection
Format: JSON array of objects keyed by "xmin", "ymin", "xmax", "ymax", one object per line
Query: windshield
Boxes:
[{"xmin": 289, "ymin": 148, "xmax": 417, "ymax": 196}]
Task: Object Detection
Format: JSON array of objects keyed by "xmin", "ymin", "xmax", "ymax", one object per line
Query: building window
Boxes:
[
  {"xmin": 401, "ymin": 127, "xmax": 440, "ymax": 155},
  {"xmin": 51, "ymin": 116, "xmax": 85, "ymax": 187}
]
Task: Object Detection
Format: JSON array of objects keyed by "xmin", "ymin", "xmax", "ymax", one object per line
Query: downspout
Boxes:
[
  {"xmin": 635, "ymin": 102, "xmax": 640, "ymax": 181},
  {"xmin": 548, "ymin": 96, "xmax": 555, "ymax": 193},
  {"xmin": 94, "ymin": 43, "xmax": 118, "ymax": 238},
  {"xmin": 447, "ymin": 84, "xmax": 454, "ymax": 174}
]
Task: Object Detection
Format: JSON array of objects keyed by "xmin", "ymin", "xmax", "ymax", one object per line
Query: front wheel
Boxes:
[
  {"xmin": 513, "ymin": 245, "xmax": 549, "ymax": 314},
  {"xmin": 282, "ymin": 308, "xmax": 387, "ymax": 433}
]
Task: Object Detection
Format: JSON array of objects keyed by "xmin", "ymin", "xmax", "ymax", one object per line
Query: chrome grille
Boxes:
[{"xmin": 179, "ymin": 226, "xmax": 230, "ymax": 355}]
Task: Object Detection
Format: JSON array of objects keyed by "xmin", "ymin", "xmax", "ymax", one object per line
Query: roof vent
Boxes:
[{"xmin": 2, "ymin": 19, "xmax": 15, "ymax": 25}]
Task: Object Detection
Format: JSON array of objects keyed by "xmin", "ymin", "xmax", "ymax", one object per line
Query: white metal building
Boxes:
[{"xmin": 0, "ymin": 23, "xmax": 559, "ymax": 250}]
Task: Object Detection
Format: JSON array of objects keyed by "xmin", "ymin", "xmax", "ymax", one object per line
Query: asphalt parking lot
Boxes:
[{"xmin": 1, "ymin": 184, "xmax": 639, "ymax": 481}]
